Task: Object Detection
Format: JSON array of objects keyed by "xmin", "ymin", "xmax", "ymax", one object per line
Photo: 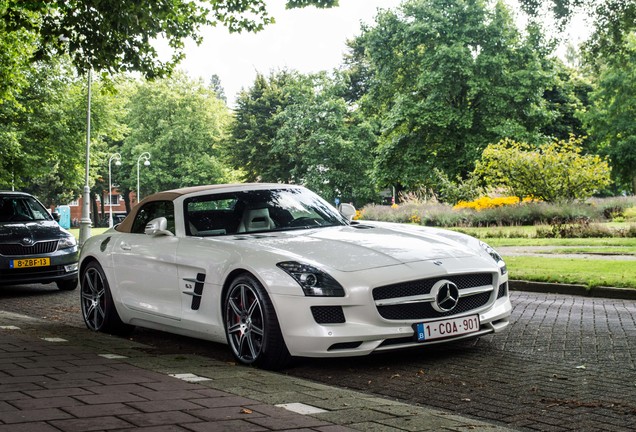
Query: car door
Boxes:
[{"xmin": 111, "ymin": 200, "xmax": 182, "ymax": 322}]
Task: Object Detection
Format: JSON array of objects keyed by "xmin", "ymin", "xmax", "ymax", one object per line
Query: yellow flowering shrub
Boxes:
[{"xmin": 454, "ymin": 196, "xmax": 535, "ymax": 211}]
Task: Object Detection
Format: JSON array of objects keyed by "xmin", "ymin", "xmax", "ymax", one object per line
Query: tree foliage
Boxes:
[
  {"xmin": 269, "ymin": 73, "xmax": 376, "ymax": 203},
  {"xmin": 582, "ymin": 33, "xmax": 636, "ymax": 193},
  {"xmin": 518, "ymin": 0, "xmax": 636, "ymax": 63},
  {"xmin": 474, "ymin": 137, "xmax": 611, "ymax": 203},
  {"xmin": 0, "ymin": 0, "xmax": 337, "ymax": 102},
  {"xmin": 227, "ymin": 70, "xmax": 307, "ymax": 183},
  {"xmin": 120, "ymin": 72, "xmax": 233, "ymax": 196},
  {"xmin": 0, "ymin": 58, "xmax": 125, "ymax": 206},
  {"xmin": 348, "ymin": 0, "xmax": 560, "ymax": 190},
  {"xmin": 0, "ymin": 1, "xmax": 38, "ymax": 101},
  {"xmin": 225, "ymin": 70, "xmax": 376, "ymax": 203}
]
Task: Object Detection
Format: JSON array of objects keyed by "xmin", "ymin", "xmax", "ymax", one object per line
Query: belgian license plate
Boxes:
[
  {"xmin": 10, "ymin": 257, "xmax": 51, "ymax": 269},
  {"xmin": 415, "ymin": 315, "xmax": 480, "ymax": 342}
]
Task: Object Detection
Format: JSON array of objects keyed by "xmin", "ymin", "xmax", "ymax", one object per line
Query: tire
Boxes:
[
  {"xmin": 56, "ymin": 278, "xmax": 78, "ymax": 291},
  {"xmin": 80, "ymin": 261, "xmax": 133, "ymax": 335},
  {"xmin": 224, "ymin": 274, "xmax": 291, "ymax": 370}
]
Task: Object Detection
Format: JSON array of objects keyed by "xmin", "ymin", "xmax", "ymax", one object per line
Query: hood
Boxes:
[
  {"xmin": 0, "ymin": 220, "xmax": 70, "ymax": 244},
  {"xmin": 236, "ymin": 225, "xmax": 476, "ymax": 272}
]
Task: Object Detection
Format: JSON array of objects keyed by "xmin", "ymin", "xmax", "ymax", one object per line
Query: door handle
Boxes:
[{"xmin": 120, "ymin": 242, "xmax": 131, "ymax": 251}]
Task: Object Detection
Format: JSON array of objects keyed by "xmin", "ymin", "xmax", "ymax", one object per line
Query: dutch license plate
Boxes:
[
  {"xmin": 10, "ymin": 257, "xmax": 51, "ymax": 269},
  {"xmin": 415, "ymin": 315, "xmax": 480, "ymax": 342}
]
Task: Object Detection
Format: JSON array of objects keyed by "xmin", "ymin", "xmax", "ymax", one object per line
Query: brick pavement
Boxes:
[
  {"xmin": 0, "ymin": 310, "xmax": 515, "ymax": 432},
  {"xmin": 290, "ymin": 291, "xmax": 636, "ymax": 432},
  {"xmin": 1, "ymin": 284, "xmax": 636, "ymax": 431}
]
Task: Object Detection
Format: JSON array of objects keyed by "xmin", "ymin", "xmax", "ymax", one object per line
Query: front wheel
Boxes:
[
  {"xmin": 80, "ymin": 261, "xmax": 133, "ymax": 335},
  {"xmin": 224, "ymin": 274, "xmax": 291, "ymax": 369}
]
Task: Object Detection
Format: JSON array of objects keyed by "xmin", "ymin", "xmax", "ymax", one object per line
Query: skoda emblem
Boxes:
[
  {"xmin": 21, "ymin": 237, "xmax": 34, "ymax": 246},
  {"xmin": 431, "ymin": 280, "xmax": 460, "ymax": 312}
]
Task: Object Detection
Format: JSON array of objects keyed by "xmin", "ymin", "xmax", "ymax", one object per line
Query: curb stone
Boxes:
[{"xmin": 509, "ymin": 280, "xmax": 636, "ymax": 300}]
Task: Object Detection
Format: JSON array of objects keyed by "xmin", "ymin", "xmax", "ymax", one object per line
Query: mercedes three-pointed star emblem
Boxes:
[{"xmin": 431, "ymin": 279, "xmax": 460, "ymax": 312}]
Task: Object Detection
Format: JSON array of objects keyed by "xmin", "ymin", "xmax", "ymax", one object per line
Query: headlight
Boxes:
[
  {"xmin": 58, "ymin": 236, "xmax": 77, "ymax": 250},
  {"xmin": 277, "ymin": 261, "xmax": 345, "ymax": 297},
  {"xmin": 479, "ymin": 241, "xmax": 507, "ymax": 275}
]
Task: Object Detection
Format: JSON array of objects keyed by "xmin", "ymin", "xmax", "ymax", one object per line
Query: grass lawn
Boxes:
[
  {"xmin": 503, "ymin": 256, "xmax": 636, "ymax": 289},
  {"xmin": 484, "ymin": 237, "xmax": 636, "ymax": 248}
]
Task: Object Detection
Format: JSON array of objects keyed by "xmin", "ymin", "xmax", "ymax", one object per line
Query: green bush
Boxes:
[
  {"xmin": 536, "ymin": 220, "xmax": 614, "ymax": 238},
  {"xmin": 589, "ymin": 196, "xmax": 636, "ymax": 221},
  {"xmin": 359, "ymin": 197, "xmax": 636, "ymax": 238}
]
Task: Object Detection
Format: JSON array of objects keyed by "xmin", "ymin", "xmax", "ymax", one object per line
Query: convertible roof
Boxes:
[{"xmin": 115, "ymin": 183, "xmax": 296, "ymax": 233}]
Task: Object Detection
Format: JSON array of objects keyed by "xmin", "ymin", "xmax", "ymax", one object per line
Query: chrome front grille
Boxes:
[
  {"xmin": 373, "ymin": 273, "xmax": 495, "ymax": 320},
  {"xmin": 0, "ymin": 241, "xmax": 58, "ymax": 256}
]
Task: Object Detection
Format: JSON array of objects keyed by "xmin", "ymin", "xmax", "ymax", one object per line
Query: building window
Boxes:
[
  {"xmin": 108, "ymin": 194, "xmax": 120, "ymax": 206},
  {"xmin": 68, "ymin": 200, "xmax": 79, "ymax": 206}
]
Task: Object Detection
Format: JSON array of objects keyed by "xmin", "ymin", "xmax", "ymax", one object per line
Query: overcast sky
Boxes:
[
  {"xmin": 172, "ymin": 0, "xmax": 402, "ymax": 106},
  {"xmin": 170, "ymin": 0, "xmax": 589, "ymax": 106}
]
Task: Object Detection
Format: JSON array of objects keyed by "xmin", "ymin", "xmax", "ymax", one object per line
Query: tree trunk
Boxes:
[
  {"xmin": 122, "ymin": 188, "xmax": 131, "ymax": 213},
  {"xmin": 91, "ymin": 192, "xmax": 100, "ymax": 226}
]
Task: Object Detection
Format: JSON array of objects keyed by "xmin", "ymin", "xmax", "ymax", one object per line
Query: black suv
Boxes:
[{"xmin": 0, "ymin": 191, "xmax": 79, "ymax": 290}]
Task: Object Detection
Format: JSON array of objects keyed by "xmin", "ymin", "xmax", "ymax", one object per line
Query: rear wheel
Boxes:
[
  {"xmin": 80, "ymin": 261, "xmax": 133, "ymax": 335},
  {"xmin": 224, "ymin": 274, "xmax": 291, "ymax": 369}
]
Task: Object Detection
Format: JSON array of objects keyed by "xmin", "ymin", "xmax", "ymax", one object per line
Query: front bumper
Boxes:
[
  {"xmin": 0, "ymin": 247, "xmax": 79, "ymax": 286},
  {"xmin": 271, "ymin": 259, "xmax": 512, "ymax": 358},
  {"xmin": 276, "ymin": 294, "xmax": 511, "ymax": 357}
]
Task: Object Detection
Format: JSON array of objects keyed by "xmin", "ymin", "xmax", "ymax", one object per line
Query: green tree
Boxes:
[
  {"xmin": 474, "ymin": 137, "xmax": 611, "ymax": 202},
  {"xmin": 583, "ymin": 33, "xmax": 636, "ymax": 193},
  {"xmin": 541, "ymin": 61, "xmax": 593, "ymax": 140},
  {"xmin": 226, "ymin": 70, "xmax": 377, "ymax": 204},
  {"xmin": 349, "ymin": 0, "xmax": 558, "ymax": 191},
  {"xmin": 518, "ymin": 0, "xmax": 636, "ymax": 63},
  {"xmin": 0, "ymin": 0, "xmax": 338, "ymax": 102},
  {"xmin": 0, "ymin": 1, "xmax": 38, "ymax": 101},
  {"xmin": 120, "ymin": 72, "xmax": 233, "ymax": 199},
  {"xmin": 0, "ymin": 58, "xmax": 125, "ymax": 207},
  {"xmin": 226, "ymin": 70, "xmax": 310, "ymax": 182},
  {"xmin": 270, "ymin": 73, "xmax": 376, "ymax": 203},
  {"xmin": 209, "ymin": 74, "xmax": 227, "ymax": 104}
]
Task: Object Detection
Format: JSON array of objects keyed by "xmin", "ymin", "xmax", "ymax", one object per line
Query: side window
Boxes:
[{"xmin": 131, "ymin": 201, "xmax": 175, "ymax": 234}]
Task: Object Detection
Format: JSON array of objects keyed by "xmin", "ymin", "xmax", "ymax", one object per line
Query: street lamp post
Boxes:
[
  {"xmin": 79, "ymin": 69, "xmax": 92, "ymax": 245},
  {"xmin": 136, "ymin": 152, "xmax": 151, "ymax": 203},
  {"xmin": 108, "ymin": 153, "xmax": 122, "ymax": 228}
]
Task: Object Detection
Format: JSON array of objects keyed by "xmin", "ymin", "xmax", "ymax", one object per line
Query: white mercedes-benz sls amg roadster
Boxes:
[{"xmin": 79, "ymin": 183, "xmax": 511, "ymax": 369}]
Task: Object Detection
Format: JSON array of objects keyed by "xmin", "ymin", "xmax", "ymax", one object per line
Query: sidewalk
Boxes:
[{"xmin": 0, "ymin": 310, "xmax": 516, "ymax": 432}]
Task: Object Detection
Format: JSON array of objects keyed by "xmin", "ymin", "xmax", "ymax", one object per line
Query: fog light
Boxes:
[{"xmin": 65, "ymin": 263, "xmax": 79, "ymax": 272}]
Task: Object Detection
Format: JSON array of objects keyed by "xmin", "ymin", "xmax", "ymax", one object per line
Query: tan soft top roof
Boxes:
[{"xmin": 115, "ymin": 183, "xmax": 295, "ymax": 233}]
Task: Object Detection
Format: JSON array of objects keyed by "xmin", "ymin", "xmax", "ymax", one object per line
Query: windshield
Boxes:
[
  {"xmin": 184, "ymin": 187, "xmax": 348, "ymax": 236},
  {"xmin": 0, "ymin": 195, "xmax": 53, "ymax": 223}
]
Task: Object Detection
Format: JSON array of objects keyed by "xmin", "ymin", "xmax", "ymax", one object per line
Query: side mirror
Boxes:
[
  {"xmin": 51, "ymin": 212, "xmax": 61, "ymax": 222},
  {"xmin": 144, "ymin": 217, "xmax": 174, "ymax": 236},
  {"xmin": 338, "ymin": 203, "xmax": 356, "ymax": 221}
]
